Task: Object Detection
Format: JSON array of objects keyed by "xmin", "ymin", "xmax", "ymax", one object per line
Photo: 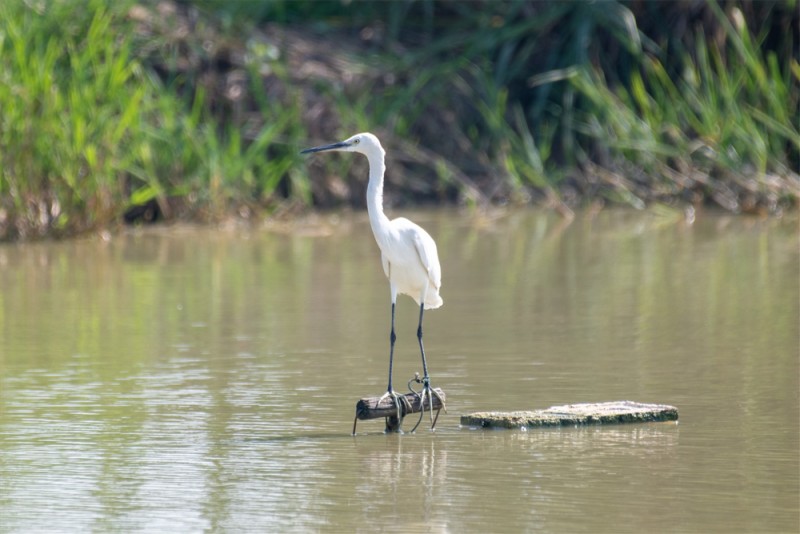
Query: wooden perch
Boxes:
[
  {"xmin": 356, "ymin": 388, "xmax": 446, "ymax": 420},
  {"xmin": 461, "ymin": 401, "xmax": 678, "ymax": 429},
  {"xmin": 354, "ymin": 388, "xmax": 446, "ymax": 433}
]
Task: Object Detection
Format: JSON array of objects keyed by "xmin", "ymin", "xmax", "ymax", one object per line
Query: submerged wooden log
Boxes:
[
  {"xmin": 355, "ymin": 388, "xmax": 446, "ymax": 421},
  {"xmin": 461, "ymin": 401, "xmax": 678, "ymax": 429}
]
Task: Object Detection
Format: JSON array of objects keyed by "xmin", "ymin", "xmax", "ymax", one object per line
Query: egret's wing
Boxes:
[
  {"xmin": 412, "ymin": 229, "xmax": 442, "ymax": 291},
  {"xmin": 381, "ymin": 252, "xmax": 390, "ymax": 280}
]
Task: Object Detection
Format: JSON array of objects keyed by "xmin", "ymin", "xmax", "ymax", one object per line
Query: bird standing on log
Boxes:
[{"xmin": 301, "ymin": 132, "xmax": 446, "ymax": 432}]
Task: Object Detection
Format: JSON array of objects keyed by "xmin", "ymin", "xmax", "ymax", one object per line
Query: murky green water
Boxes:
[{"xmin": 0, "ymin": 209, "xmax": 797, "ymax": 532}]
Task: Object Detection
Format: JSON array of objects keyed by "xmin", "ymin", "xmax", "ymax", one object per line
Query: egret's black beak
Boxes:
[{"xmin": 300, "ymin": 140, "xmax": 350, "ymax": 154}]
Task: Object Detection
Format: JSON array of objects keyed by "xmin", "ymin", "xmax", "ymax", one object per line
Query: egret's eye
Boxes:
[{"xmin": 354, "ymin": 139, "xmax": 360, "ymax": 144}]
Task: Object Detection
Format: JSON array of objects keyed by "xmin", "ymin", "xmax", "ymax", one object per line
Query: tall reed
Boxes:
[{"xmin": 0, "ymin": 0, "xmax": 301, "ymax": 239}]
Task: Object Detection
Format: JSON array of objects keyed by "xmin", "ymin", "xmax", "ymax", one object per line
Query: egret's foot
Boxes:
[
  {"xmin": 409, "ymin": 375, "xmax": 447, "ymax": 432},
  {"xmin": 377, "ymin": 389, "xmax": 410, "ymax": 432}
]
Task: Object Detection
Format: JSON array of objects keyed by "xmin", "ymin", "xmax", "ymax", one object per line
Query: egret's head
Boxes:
[{"xmin": 301, "ymin": 132, "xmax": 384, "ymax": 157}]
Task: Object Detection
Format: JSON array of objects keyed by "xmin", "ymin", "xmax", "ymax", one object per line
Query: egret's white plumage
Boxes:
[
  {"xmin": 301, "ymin": 132, "xmax": 446, "ymax": 432},
  {"xmin": 378, "ymin": 216, "xmax": 443, "ymax": 310}
]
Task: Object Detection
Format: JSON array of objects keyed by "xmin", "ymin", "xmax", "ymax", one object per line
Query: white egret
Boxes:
[{"xmin": 301, "ymin": 132, "xmax": 446, "ymax": 432}]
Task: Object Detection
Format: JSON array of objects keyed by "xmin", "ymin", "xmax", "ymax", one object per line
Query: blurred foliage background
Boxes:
[{"xmin": 0, "ymin": 0, "xmax": 797, "ymax": 239}]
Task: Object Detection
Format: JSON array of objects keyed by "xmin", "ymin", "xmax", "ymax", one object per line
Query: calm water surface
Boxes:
[{"xmin": 0, "ymin": 209, "xmax": 797, "ymax": 533}]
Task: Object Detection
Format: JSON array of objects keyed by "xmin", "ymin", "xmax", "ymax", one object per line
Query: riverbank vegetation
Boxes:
[{"xmin": 0, "ymin": 0, "xmax": 797, "ymax": 239}]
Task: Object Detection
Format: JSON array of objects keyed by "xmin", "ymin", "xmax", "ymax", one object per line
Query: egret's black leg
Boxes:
[
  {"xmin": 411, "ymin": 302, "xmax": 446, "ymax": 432},
  {"xmin": 388, "ymin": 302, "xmax": 397, "ymax": 391},
  {"xmin": 377, "ymin": 302, "xmax": 407, "ymax": 430}
]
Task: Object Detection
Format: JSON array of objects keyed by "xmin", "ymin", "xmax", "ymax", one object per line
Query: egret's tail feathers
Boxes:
[{"xmin": 424, "ymin": 293, "xmax": 443, "ymax": 310}]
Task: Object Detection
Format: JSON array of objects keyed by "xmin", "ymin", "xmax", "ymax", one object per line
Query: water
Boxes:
[{"xmin": 0, "ymin": 209, "xmax": 797, "ymax": 532}]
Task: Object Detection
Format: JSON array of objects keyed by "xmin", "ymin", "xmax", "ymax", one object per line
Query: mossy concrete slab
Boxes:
[{"xmin": 461, "ymin": 401, "xmax": 678, "ymax": 429}]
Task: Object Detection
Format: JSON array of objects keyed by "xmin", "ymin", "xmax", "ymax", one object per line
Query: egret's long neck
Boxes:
[{"xmin": 365, "ymin": 149, "xmax": 390, "ymax": 243}]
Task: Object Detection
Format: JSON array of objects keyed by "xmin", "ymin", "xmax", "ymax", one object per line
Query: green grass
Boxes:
[
  {"xmin": 284, "ymin": 0, "xmax": 797, "ymax": 213},
  {"xmin": 0, "ymin": 0, "xmax": 796, "ymax": 240},
  {"xmin": 566, "ymin": 2, "xmax": 799, "ymax": 211},
  {"xmin": 0, "ymin": 0, "xmax": 301, "ymax": 239}
]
